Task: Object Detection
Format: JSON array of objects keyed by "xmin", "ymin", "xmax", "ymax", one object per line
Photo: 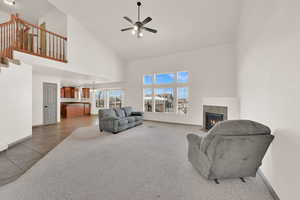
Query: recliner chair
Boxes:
[{"xmin": 187, "ymin": 120, "xmax": 274, "ymax": 183}]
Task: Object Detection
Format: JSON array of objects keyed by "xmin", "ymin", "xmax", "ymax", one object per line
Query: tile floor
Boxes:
[{"xmin": 0, "ymin": 115, "xmax": 98, "ymax": 186}]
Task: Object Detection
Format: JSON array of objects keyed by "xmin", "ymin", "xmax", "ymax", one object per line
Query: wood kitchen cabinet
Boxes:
[
  {"xmin": 82, "ymin": 88, "xmax": 90, "ymax": 98},
  {"xmin": 60, "ymin": 88, "xmax": 65, "ymax": 98},
  {"xmin": 61, "ymin": 87, "xmax": 76, "ymax": 98}
]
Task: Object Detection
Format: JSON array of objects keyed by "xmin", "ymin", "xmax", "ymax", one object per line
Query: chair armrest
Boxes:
[
  {"xmin": 131, "ymin": 112, "xmax": 144, "ymax": 116},
  {"xmin": 187, "ymin": 134, "xmax": 202, "ymax": 148}
]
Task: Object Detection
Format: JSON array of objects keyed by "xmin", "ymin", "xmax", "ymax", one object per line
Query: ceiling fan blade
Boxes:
[
  {"xmin": 144, "ymin": 27, "xmax": 157, "ymax": 33},
  {"xmin": 142, "ymin": 17, "xmax": 152, "ymax": 25},
  {"xmin": 123, "ymin": 16, "xmax": 134, "ymax": 24},
  {"xmin": 121, "ymin": 27, "xmax": 134, "ymax": 32}
]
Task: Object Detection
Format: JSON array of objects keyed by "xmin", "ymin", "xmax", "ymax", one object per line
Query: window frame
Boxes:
[
  {"xmin": 142, "ymin": 71, "xmax": 189, "ymax": 114},
  {"xmin": 95, "ymin": 89, "xmax": 124, "ymax": 109}
]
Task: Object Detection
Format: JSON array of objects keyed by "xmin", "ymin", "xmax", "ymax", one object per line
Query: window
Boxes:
[
  {"xmin": 95, "ymin": 90, "xmax": 105, "ymax": 108},
  {"xmin": 143, "ymin": 74, "xmax": 153, "ymax": 85},
  {"xmin": 177, "ymin": 71, "xmax": 189, "ymax": 83},
  {"xmin": 177, "ymin": 87, "xmax": 188, "ymax": 114},
  {"xmin": 155, "ymin": 73, "xmax": 175, "ymax": 84},
  {"xmin": 109, "ymin": 90, "xmax": 123, "ymax": 108},
  {"xmin": 94, "ymin": 89, "xmax": 124, "ymax": 109},
  {"xmin": 155, "ymin": 88, "xmax": 174, "ymax": 112},
  {"xmin": 143, "ymin": 71, "xmax": 189, "ymax": 114},
  {"xmin": 144, "ymin": 88, "xmax": 153, "ymax": 112}
]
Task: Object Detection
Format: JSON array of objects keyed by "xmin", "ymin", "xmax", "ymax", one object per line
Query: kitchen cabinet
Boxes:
[{"xmin": 82, "ymin": 88, "xmax": 90, "ymax": 98}]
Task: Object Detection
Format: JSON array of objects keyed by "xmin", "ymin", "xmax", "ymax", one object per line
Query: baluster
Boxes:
[
  {"xmin": 60, "ymin": 37, "xmax": 62, "ymax": 60},
  {"xmin": 36, "ymin": 27, "xmax": 38, "ymax": 54},
  {"xmin": 47, "ymin": 33, "xmax": 50, "ymax": 57},
  {"xmin": 56, "ymin": 36, "xmax": 58, "ymax": 60},
  {"xmin": 63, "ymin": 39, "xmax": 66, "ymax": 61}
]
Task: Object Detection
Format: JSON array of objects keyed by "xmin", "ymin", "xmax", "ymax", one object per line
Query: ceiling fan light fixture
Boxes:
[
  {"xmin": 121, "ymin": 1, "xmax": 157, "ymax": 38},
  {"xmin": 3, "ymin": 0, "xmax": 15, "ymax": 6}
]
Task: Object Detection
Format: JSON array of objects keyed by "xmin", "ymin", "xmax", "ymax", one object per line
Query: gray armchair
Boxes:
[
  {"xmin": 187, "ymin": 120, "xmax": 274, "ymax": 183},
  {"xmin": 98, "ymin": 107, "xmax": 143, "ymax": 133}
]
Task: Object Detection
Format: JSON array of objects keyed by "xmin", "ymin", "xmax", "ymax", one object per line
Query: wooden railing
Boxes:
[{"xmin": 0, "ymin": 14, "xmax": 67, "ymax": 63}]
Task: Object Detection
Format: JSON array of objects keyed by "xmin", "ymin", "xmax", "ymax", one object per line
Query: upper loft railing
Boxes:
[{"xmin": 0, "ymin": 14, "xmax": 67, "ymax": 63}]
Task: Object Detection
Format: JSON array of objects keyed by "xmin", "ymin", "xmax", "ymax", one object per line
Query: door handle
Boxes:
[{"xmin": 44, "ymin": 106, "xmax": 48, "ymax": 108}]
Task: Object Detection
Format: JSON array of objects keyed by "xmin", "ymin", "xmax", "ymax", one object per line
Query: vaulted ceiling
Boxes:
[{"xmin": 49, "ymin": 0, "xmax": 241, "ymax": 61}]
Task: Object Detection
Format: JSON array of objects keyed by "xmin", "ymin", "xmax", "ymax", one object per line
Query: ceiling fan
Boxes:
[{"xmin": 121, "ymin": 1, "xmax": 157, "ymax": 38}]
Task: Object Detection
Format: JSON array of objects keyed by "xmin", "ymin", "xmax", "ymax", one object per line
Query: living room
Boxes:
[{"xmin": 0, "ymin": 0, "xmax": 299, "ymax": 199}]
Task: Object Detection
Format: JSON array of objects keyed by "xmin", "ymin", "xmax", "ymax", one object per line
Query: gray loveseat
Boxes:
[
  {"xmin": 187, "ymin": 120, "xmax": 274, "ymax": 183},
  {"xmin": 98, "ymin": 107, "xmax": 143, "ymax": 133}
]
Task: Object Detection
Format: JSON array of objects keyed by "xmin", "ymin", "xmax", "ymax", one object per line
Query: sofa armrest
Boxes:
[
  {"xmin": 101, "ymin": 117, "xmax": 119, "ymax": 121},
  {"xmin": 131, "ymin": 111, "xmax": 144, "ymax": 116}
]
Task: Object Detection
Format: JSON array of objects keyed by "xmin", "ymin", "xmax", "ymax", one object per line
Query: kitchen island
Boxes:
[{"xmin": 61, "ymin": 102, "xmax": 91, "ymax": 118}]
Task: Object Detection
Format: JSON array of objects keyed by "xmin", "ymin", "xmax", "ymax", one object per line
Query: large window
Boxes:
[
  {"xmin": 143, "ymin": 71, "xmax": 189, "ymax": 114},
  {"xmin": 95, "ymin": 90, "xmax": 105, "ymax": 108},
  {"xmin": 95, "ymin": 89, "xmax": 124, "ymax": 109},
  {"xmin": 109, "ymin": 90, "xmax": 123, "ymax": 108},
  {"xmin": 144, "ymin": 88, "xmax": 153, "ymax": 112},
  {"xmin": 177, "ymin": 87, "xmax": 188, "ymax": 114},
  {"xmin": 155, "ymin": 88, "xmax": 174, "ymax": 112},
  {"xmin": 155, "ymin": 73, "xmax": 175, "ymax": 84}
]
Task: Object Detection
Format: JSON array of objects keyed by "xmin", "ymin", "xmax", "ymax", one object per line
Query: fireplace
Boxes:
[
  {"xmin": 203, "ymin": 105, "xmax": 228, "ymax": 130},
  {"xmin": 205, "ymin": 112, "xmax": 224, "ymax": 130}
]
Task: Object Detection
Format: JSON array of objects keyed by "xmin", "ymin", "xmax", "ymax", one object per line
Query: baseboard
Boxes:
[
  {"xmin": 144, "ymin": 119, "xmax": 202, "ymax": 127},
  {"xmin": 32, "ymin": 124, "xmax": 44, "ymax": 128},
  {"xmin": 258, "ymin": 169, "xmax": 280, "ymax": 200},
  {"xmin": 8, "ymin": 135, "xmax": 32, "ymax": 148}
]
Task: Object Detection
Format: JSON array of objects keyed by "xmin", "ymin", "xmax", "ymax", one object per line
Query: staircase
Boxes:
[{"xmin": 0, "ymin": 14, "xmax": 67, "ymax": 69}]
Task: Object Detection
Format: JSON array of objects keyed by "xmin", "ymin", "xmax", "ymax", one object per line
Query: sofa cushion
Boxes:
[
  {"xmin": 114, "ymin": 108, "xmax": 126, "ymax": 118},
  {"xmin": 118, "ymin": 118, "xmax": 128, "ymax": 126},
  {"xmin": 133, "ymin": 116, "xmax": 143, "ymax": 122},
  {"xmin": 126, "ymin": 117, "xmax": 135, "ymax": 123},
  {"xmin": 123, "ymin": 107, "xmax": 133, "ymax": 117},
  {"xmin": 99, "ymin": 109, "xmax": 118, "ymax": 119}
]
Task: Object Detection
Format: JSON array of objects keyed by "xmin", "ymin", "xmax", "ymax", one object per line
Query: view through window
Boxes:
[
  {"xmin": 143, "ymin": 71, "xmax": 189, "ymax": 114},
  {"xmin": 95, "ymin": 89, "xmax": 124, "ymax": 109}
]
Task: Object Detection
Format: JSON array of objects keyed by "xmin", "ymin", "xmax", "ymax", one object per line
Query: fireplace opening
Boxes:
[{"xmin": 205, "ymin": 112, "xmax": 224, "ymax": 130}]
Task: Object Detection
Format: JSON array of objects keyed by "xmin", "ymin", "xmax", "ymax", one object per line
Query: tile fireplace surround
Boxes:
[{"xmin": 203, "ymin": 105, "xmax": 228, "ymax": 129}]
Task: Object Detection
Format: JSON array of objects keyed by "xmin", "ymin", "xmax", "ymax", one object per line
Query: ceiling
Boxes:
[
  {"xmin": 0, "ymin": 0, "xmax": 54, "ymax": 23},
  {"xmin": 50, "ymin": 0, "xmax": 241, "ymax": 61}
]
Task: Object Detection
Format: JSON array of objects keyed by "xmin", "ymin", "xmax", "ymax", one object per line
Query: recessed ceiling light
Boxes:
[{"xmin": 3, "ymin": 0, "xmax": 15, "ymax": 6}]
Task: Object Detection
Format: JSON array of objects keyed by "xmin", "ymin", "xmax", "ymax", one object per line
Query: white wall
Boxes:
[
  {"xmin": 0, "ymin": 10, "xmax": 9, "ymax": 23},
  {"xmin": 0, "ymin": 63, "xmax": 32, "ymax": 151},
  {"xmin": 32, "ymin": 73, "xmax": 61, "ymax": 126},
  {"xmin": 237, "ymin": 0, "xmax": 300, "ymax": 199},
  {"xmin": 67, "ymin": 15, "xmax": 123, "ymax": 82},
  {"xmin": 38, "ymin": 7, "xmax": 67, "ymax": 36},
  {"xmin": 125, "ymin": 44, "xmax": 238, "ymax": 125}
]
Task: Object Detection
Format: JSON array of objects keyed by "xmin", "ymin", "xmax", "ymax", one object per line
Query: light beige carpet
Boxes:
[{"xmin": 0, "ymin": 123, "xmax": 273, "ymax": 200}]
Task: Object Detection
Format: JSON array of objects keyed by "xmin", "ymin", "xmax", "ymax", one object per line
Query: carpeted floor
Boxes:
[{"xmin": 0, "ymin": 123, "xmax": 273, "ymax": 200}]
